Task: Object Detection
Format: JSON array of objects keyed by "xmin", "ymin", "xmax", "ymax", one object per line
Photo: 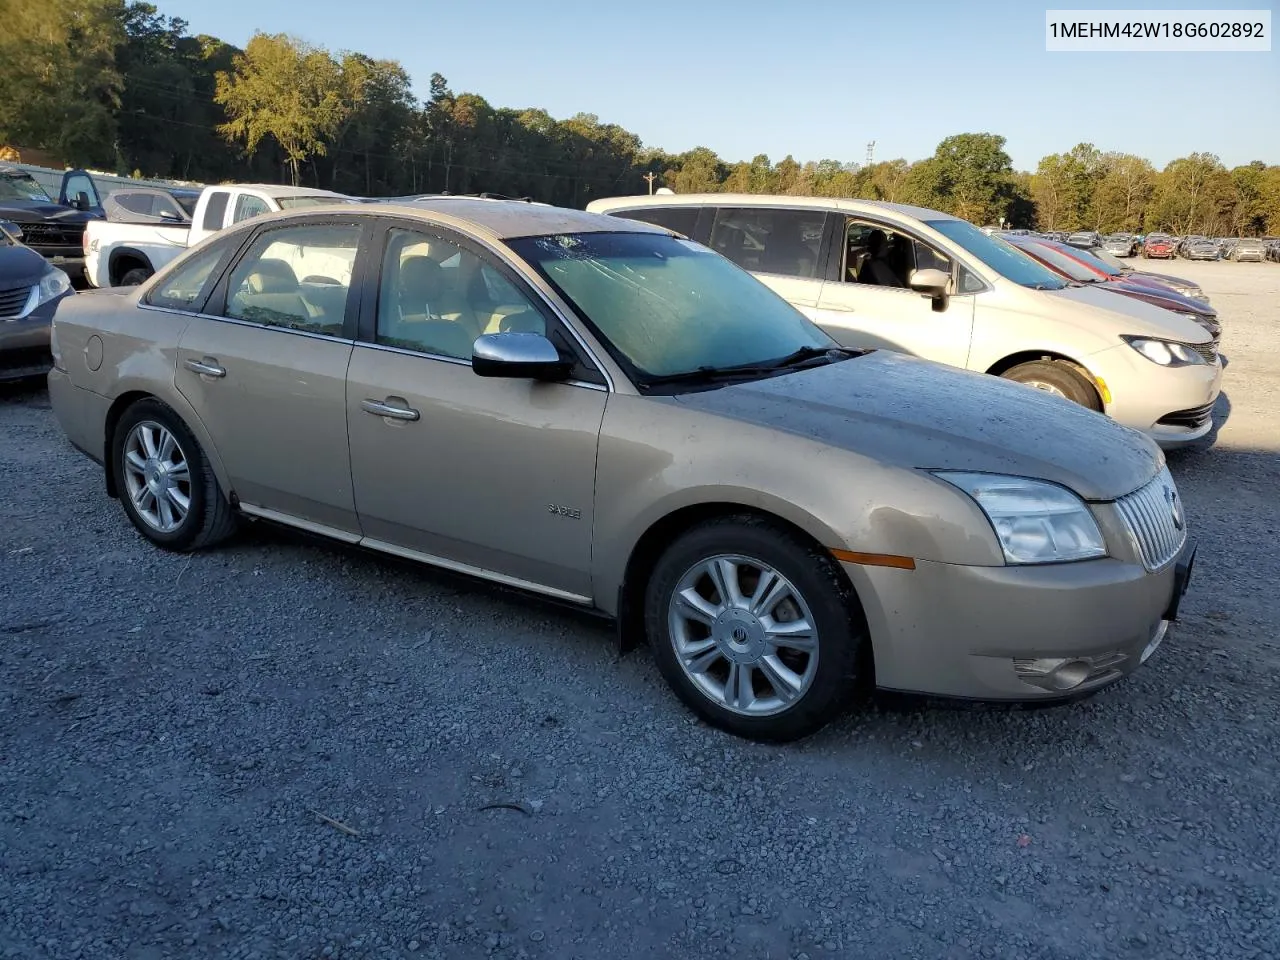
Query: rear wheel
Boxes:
[
  {"xmin": 1000, "ymin": 360, "xmax": 1102, "ymax": 411},
  {"xmin": 112, "ymin": 398, "xmax": 237, "ymax": 551},
  {"xmin": 643, "ymin": 515, "xmax": 868, "ymax": 742},
  {"xmin": 119, "ymin": 266, "xmax": 152, "ymax": 286}
]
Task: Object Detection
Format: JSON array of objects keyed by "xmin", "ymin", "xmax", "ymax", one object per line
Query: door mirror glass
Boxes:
[{"xmin": 472, "ymin": 333, "xmax": 572, "ymax": 380}]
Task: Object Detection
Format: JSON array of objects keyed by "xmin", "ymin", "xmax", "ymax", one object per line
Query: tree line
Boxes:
[{"xmin": 3, "ymin": 0, "xmax": 1278, "ymax": 236}]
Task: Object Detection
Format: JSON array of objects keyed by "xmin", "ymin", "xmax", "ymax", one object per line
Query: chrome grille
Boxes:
[
  {"xmin": 1115, "ymin": 467, "xmax": 1188, "ymax": 571},
  {"xmin": 1191, "ymin": 341, "xmax": 1218, "ymax": 364},
  {"xmin": 0, "ymin": 284, "xmax": 34, "ymax": 319}
]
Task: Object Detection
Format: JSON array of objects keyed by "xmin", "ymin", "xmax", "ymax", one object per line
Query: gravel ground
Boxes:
[{"xmin": 2, "ymin": 260, "xmax": 1278, "ymax": 960}]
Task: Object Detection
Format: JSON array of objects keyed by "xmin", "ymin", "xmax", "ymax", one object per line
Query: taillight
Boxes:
[{"xmin": 50, "ymin": 316, "xmax": 63, "ymax": 370}]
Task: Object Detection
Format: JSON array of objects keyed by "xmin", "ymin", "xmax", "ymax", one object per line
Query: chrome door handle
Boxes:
[
  {"xmin": 183, "ymin": 357, "xmax": 226, "ymax": 378},
  {"xmin": 361, "ymin": 398, "xmax": 420, "ymax": 421}
]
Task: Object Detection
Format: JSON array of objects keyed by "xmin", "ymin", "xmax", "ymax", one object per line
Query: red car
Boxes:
[{"xmin": 1142, "ymin": 236, "xmax": 1175, "ymax": 259}]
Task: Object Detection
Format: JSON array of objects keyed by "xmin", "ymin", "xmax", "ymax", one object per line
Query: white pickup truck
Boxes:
[{"xmin": 84, "ymin": 183, "xmax": 349, "ymax": 288}]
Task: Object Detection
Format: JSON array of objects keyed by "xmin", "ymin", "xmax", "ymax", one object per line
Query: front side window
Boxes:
[
  {"xmin": 224, "ymin": 222, "xmax": 360, "ymax": 335},
  {"xmin": 708, "ymin": 208, "xmax": 827, "ymax": 279},
  {"xmin": 64, "ymin": 174, "xmax": 97, "ymax": 206},
  {"xmin": 508, "ymin": 231, "xmax": 835, "ymax": 382},
  {"xmin": 376, "ymin": 227, "xmax": 547, "ymax": 359},
  {"xmin": 233, "ymin": 194, "xmax": 271, "ymax": 223},
  {"xmin": 842, "ymin": 219, "xmax": 952, "ymax": 289},
  {"xmin": 201, "ymin": 191, "xmax": 229, "ymax": 231},
  {"xmin": 146, "ymin": 245, "xmax": 226, "ymax": 312},
  {"xmin": 926, "ymin": 219, "xmax": 1068, "ymax": 291},
  {"xmin": 611, "ymin": 206, "xmax": 700, "ymax": 237}
]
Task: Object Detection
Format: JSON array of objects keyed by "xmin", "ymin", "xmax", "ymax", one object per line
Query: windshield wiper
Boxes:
[{"xmin": 641, "ymin": 346, "xmax": 860, "ymax": 389}]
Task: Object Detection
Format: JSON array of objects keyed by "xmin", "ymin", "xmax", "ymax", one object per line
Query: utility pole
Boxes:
[
  {"xmin": 865, "ymin": 141, "xmax": 876, "ymax": 166},
  {"xmin": 643, "ymin": 172, "xmax": 657, "ymax": 195}
]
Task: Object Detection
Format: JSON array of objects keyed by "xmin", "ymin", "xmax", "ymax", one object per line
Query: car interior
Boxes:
[
  {"xmin": 843, "ymin": 221, "xmax": 951, "ymax": 288},
  {"xmin": 707, "ymin": 210, "xmax": 825, "ymax": 279},
  {"xmin": 376, "ymin": 230, "xmax": 546, "ymax": 358},
  {"xmin": 225, "ymin": 229, "xmax": 358, "ymax": 336}
]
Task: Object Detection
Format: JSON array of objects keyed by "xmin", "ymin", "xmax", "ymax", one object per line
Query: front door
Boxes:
[
  {"xmin": 814, "ymin": 218, "xmax": 975, "ymax": 369},
  {"xmin": 174, "ymin": 219, "xmax": 366, "ymax": 534},
  {"xmin": 345, "ymin": 224, "xmax": 607, "ymax": 600}
]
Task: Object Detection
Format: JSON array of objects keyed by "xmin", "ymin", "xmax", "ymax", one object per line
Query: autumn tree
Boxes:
[
  {"xmin": 215, "ymin": 33, "xmax": 348, "ymax": 185},
  {"xmin": 1092, "ymin": 153, "xmax": 1155, "ymax": 232}
]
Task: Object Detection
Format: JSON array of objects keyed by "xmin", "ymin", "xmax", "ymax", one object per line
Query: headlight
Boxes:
[
  {"xmin": 1120, "ymin": 335, "xmax": 1207, "ymax": 366},
  {"xmin": 935, "ymin": 472, "xmax": 1107, "ymax": 564},
  {"xmin": 35, "ymin": 266, "xmax": 72, "ymax": 307}
]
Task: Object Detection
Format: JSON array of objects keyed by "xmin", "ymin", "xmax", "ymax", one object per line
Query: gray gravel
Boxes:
[{"xmin": 2, "ymin": 259, "xmax": 1278, "ymax": 960}]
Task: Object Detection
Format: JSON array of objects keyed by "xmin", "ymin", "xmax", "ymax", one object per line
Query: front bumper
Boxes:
[
  {"xmin": 1090, "ymin": 343, "xmax": 1222, "ymax": 448},
  {"xmin": 848, "ymin": 544, "xmax": 1190, "ymax": 701},
  {"xmin": 0, "ymin": 302, "xmax": 56, "ymax": 381}
]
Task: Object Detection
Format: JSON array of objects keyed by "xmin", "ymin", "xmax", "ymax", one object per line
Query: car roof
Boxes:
[
  {"xmin": 586, "ymin": 193, "xmax": 960, "ymax": 223},
  {"xmin": 232, "ymin": 198, "xmax": 669, "ymax": 242},
  {"xmin": 215, "ymin": 183, "xmax": 348, "ymax": 199}
]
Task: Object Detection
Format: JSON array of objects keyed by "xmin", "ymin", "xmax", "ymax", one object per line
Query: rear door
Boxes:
[
  {"xmin": 704, "ymin": 206, "xmax": 829, "ymax": 319},
  {"xmin": 344, "ymin": 220, "xmax": 608, "ymax": 600},
  {"xmin": 174, "ymin": 217, "xmax": 371, "ymax": 535}
]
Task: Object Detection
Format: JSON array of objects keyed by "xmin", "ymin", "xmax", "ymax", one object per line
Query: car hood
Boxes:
[
  {"xmin": 673, "ymin": 351, "xmax": 1162, "ymax": 501},
  {"xmin": 0, "ymin": 244, "xmax": 53, "ymax": 286},
  {"xmin": 1106, "ymin": 278, "xmax": 1215, "ymax": 316},
  {"xmin": 1045, "ymin": 284, "xmax": 1210, "ymax": 342},
  {"xmin": 0, "ymin": 200, "xmax": 96, "ymax": 225}
]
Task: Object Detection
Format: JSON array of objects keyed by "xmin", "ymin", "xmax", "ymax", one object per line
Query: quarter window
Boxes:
[
  {"xmin": 146, "ymin": 245, "xmax": 226, "ymax": 312},
  {"xmin": 223, "ymin": 223, "xmax": 360, "ymax": 336},
  {"xmin": 376, "ymin": 227, "xmax": 546, "ymax": 360},
  {"xmin": 232, "ymin": 194, "xmax": 271, "ymax": 223},
  {"xmin": 708, "ymin": 208, "xmax": 827, "ymax": 279}
]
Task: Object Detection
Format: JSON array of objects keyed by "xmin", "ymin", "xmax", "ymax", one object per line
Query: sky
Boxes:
[{"xmin": 161, "ymin": 0, "xmax": 1279, "ymax": 171}]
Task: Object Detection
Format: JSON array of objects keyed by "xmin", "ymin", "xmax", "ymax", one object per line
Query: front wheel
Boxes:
[
  {"xmin": 1000, "ymin": 360, "xmax": 1102, "ymax": 411},
  {"xmin": 644, "ymin": 516, "xmax": 868, "ymax": 742},
  {"xmin": 112, "ymin": 398, "xmax": 238, "ymax": 551}
]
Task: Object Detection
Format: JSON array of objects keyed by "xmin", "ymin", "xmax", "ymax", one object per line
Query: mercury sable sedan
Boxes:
[{"xmin": 46, "ymin": 201, "xmax": 1195, "ymax": 741}]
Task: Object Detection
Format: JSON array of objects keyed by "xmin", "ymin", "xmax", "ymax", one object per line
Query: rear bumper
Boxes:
[{"xmin": 849, "ymin": 551, "xmax": 1181, "ymax": 701}]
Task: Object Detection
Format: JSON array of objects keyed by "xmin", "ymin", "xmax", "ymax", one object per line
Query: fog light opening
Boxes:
[{"xmin": 1048, "ymin": 659, "xmax": 1091, "ymax": 691}]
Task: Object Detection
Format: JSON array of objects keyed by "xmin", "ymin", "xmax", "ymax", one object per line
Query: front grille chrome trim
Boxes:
[{"xmin": 1115, "ymin": 467, "xmax": 1188, "ymax": 571}]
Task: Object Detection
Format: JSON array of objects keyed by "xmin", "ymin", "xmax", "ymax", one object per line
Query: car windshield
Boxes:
[
  {"xmin": 276, "ymin": 196, "xmax": 349, "ymax": 209},
  {"xmin": 507, "ymin": 231, "xmax": 837, "ymax": 384},
  {"xmin": 926, "ymin": 219, "xmax": 1067, "ymax": 290},
  {"xmin": 1089, "ymin": 247, "xmax": 1128, "ymax": 270},
  {"xmin": 1018, "ymin": 242, "xmax": 1101, "ymax": 282},
  {"xmin": 1058, "ymin": 244, "xmax": 1121, "ymax": 277},
  {"xmin": 0, "ymin": 171, "xmax": 54, "ymax": 203}
]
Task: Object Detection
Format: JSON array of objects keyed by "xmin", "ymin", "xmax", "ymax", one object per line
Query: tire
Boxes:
[
  {"xmin": 643, "ymin": 514, "xmax": 869, "ymax": 742},
  {"xmin": 111, "ymin": 398, "xmax": 238, "ymax": 551},
  {"xmin": 1000, "ymin": 360, "xmax": 1102, "ymax": 411},
  {"xmin": 119, "ymin": 266, "xmax": 152, "ymax": 286}
]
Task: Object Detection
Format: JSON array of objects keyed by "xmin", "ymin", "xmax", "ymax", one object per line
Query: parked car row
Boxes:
[{"xmin": 42, "ymin": 197, "xmax": 1197, "ymax": 740}]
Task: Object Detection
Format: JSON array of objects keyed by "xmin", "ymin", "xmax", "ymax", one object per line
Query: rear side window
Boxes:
[
  {"xmin": 223, "ymin": 222, "xmax": 361, "ymax": 336},
  {"xmin": 145, "ymin": 245, "xmax": 226, "ymax": 312},
  {"xmin": 708, "ymin": 208, "xmax": 828, "ymax": 279},
  {"xmin": 610, "ymin": 206, "xmax": 700, "ymax": 237},
  {"xmin": 201, "ymin": 191, "xmax": 230, "ymax": 231},
  {"xmin": 233, "ymin": 194, "xmax": 271, "ymax": 223}
]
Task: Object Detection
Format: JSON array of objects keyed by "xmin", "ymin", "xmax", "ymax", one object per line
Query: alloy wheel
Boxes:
[{"xmin": 122, "ymin": 420, "xmax": 192, "ymax": 533}]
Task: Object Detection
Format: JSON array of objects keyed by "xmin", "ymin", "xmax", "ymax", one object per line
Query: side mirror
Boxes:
[
  {"xmin": 158, "ymin": 209, "xmax": 182, "ymax": 222},
  {"xmin": 909, "ymin": 267, "xmax": 951, "ymax": 312},
  {"xmin": 472, "ymin": 332, "xmax": 572, "ymax": 381},
  {"xmin": 73, "ymin": 191, "xmax": 92, "ymax": 211},
  {"xmin": 0, "ymin": 220, "xmax": 22, "ymax": 242}
]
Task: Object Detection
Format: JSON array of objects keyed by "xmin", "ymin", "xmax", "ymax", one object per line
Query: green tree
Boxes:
[
  {"xmin": 1146, "ymin": 153, "xmax": 1232, "ymax": 234},
  {"xmin": 0, "ymin": 0, "xmax": 124, "ymax": 165},
  {"xmin": 1091, "ymin": 153, "xmax": 1155, "ymax": 232},
  {"xmin": 215, "ymin": 33, "xmax": 348, "ymax": 185},
  {"xmin": 921, "ymin": 133, "xmax": 1017, "ymax": 224}
]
